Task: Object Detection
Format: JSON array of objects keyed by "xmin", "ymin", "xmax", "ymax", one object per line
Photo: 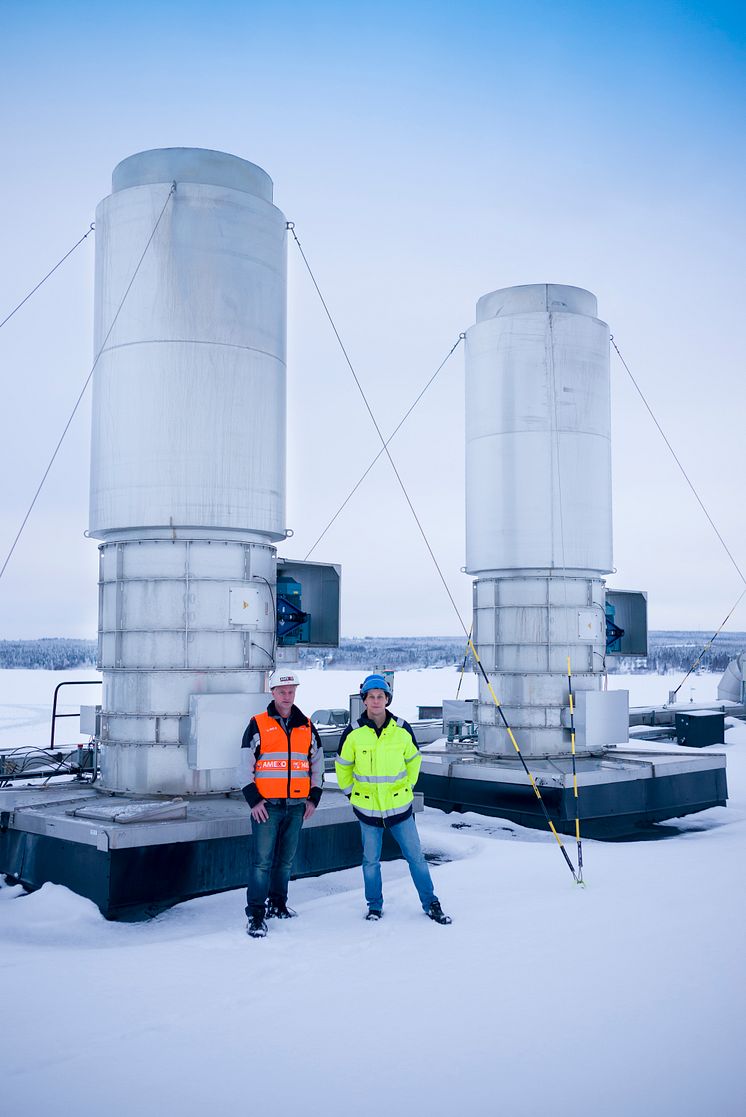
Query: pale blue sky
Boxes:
[{"xmin": 0, "ymin": 1, "xmax": 744, "ymax": 637}]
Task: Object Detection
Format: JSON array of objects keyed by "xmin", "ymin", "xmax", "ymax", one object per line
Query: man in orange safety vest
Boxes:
[{"xmin": 241, "ymin": 670, "xmax": 324, "ymax": 938}]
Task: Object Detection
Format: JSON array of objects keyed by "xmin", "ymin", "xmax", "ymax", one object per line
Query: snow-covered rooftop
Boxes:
[{"xmin": 1, "ymin": 669, "xmax": 744, "ymax": 1116}]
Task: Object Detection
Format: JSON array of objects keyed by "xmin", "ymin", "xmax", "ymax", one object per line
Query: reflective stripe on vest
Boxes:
[
  {"xmin": 352, "ymin": 770, "xmax": 407, "ymax": 783},
  {"xmin": 338, "ymin": 717, "xmax": 417, "ymax": 820},
  {"xmin": 254, "ymin": 712, "xmax": 312, "ymax": 799}
]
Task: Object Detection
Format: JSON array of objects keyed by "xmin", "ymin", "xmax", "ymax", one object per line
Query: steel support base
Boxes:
[
  {"xmin": 417, "ymin": 744, "xmax": 727, "ymax": 838},
  {"xmin": 0, "ymin": 787, "xmax": 404, "ymax": 920}
]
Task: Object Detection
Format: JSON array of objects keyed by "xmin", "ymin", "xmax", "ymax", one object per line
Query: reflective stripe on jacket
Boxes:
[
  {"xmin": 335, "ymin": 712, "xmax": 421, "ymax": 827},
  {"xmin": 254, "ymin": 711, "xmax": 312, "ymax": 800}
]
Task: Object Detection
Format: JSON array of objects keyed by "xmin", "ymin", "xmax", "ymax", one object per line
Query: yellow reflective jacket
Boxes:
[{"xmin": 336, "ymin": 712, "xmax": 421, "ymax": 827}]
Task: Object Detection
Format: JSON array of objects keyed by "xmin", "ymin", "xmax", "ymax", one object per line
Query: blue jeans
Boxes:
[
  {"xmin": 245, "ymin": 800, "xmax": 305, "ymax": 917},
  {"xmin": 360, "ymin": 813, "xmax": 437, "ymax": 912}
]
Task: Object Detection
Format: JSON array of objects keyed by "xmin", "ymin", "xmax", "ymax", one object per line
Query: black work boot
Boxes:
[
  {"xmin": 266, "ymin": 898, "xmax": 297, "ymax": 919},
  {"xmin": 247, "ymin": 911, "xmax": 268, "ymax": 938},
  {"xmin": 426, "ymin": 900, "xmax": 452, "ymax": 925}
]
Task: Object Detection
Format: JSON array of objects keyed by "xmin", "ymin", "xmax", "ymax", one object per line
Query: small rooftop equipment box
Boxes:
[{"xmin": 674, "ymin": 711, "xmax": 725, "ymax": 749}]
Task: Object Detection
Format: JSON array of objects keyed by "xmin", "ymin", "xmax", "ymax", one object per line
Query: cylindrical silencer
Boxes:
[
  {"xmin": 465, "ymin": 284, "xmax": 612, "ymax": 577},
  {"xmin": 89, "ymin": 148, "xmax": 287, "ymax": 541}
]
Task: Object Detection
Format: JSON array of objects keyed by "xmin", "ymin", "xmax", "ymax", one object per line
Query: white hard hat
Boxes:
[{"xmin": 268, "ymin": 669, "xmax": 300, "ymax": 689}]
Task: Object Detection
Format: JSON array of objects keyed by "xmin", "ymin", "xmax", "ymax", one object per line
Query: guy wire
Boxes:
[
  {"xmin": 304, "ymin": 332, "xmax": 465, "ymax": 560},
  {"xmin": 611, "ymin": 336, "xmax": 745, "ymax": 587},
  {"xmin": 287, "ymin": 221, "xmax": 467, "ymax": 631},
  {"xmin": 670, "ymin": 586, "xmax": 746, "ymax": 700},
  {"xmin": 566, "ymin": 656, "xmax": 583, "ymax": 883},
  {"xmin": 0, "ymin": 185, "xmax": 176, "ymax": 586},
  {"xmin": 0, "ymin": 224, "xmax": 95, "ymax": 332},
  {"xmin": 612, "ymin": 335, "xmax": 746, "ymax": 705},
  {"xmin": 455, "ymin": 628, "xmax": 473, "ymax": 699},
  {"xmin": 289, "ymin": 221, "xmax": 578, "ymax": 881},
  {"xmin": 467, "ymin": 638, "xmax": 578, "ymax": 882}
]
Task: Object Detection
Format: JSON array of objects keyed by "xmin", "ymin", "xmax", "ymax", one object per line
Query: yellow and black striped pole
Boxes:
[
  {"xmin": 455, "ymin": 627, "xmax": 473, "ymax": 699},
  {"xmin": 469, "ymin": 639, "xmax": 578, "ymax": 883},
  {"xmin": 566, "ymin": 656, "xmax": 585, "ymax": 885}
]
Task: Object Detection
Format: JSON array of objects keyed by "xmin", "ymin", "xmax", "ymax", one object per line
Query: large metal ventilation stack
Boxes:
[
  {"xmin": 0, "ymin": 149, "xmax": 358, "ymax": 918},
  {"xmin": 465, "ymin": 284, "xmax": 613, "ymax": 756},
  {"xmin": 89, "ymin": 148, "xmax": 287, "ymax": 795}
]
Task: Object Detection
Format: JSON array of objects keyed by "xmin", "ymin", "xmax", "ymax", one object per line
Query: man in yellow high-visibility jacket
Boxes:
[{"xmin": 336, "ymin": 673, "xmax": 452, "ymax": 924}]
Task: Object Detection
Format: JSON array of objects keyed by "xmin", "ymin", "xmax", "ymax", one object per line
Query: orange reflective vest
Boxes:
[{"xmin": 253, "ymin": 712, "xmax": 312, "ymax": 800}]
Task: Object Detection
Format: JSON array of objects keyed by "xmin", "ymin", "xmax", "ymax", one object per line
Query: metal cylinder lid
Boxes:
[
  {"xmin": 112, "ymin": 148, "xmax": 273, "ymax": 201},
  {"xmin": 476, "ymin": 284, "xmax": 597, "ymax": 323}
]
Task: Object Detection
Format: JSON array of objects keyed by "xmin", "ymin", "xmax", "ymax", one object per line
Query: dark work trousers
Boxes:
[{"xmin": 245, "ymin": 799, "xmax": 306, "ymax": 917}]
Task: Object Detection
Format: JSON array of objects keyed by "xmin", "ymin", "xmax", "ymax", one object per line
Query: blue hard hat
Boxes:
[{"xmin": 360, "ymin": 673, "xmax": 392, "ymax": 702}]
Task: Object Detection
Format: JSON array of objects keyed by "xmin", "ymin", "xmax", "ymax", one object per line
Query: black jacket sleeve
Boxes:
[{"xmin": 241, "ymin": 716, "xmax": 263, "ymax": 807}]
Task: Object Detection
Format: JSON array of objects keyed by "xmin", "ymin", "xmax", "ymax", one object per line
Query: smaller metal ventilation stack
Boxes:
[
  {"xmin": 466, "ymin": 284, "xmax": 614, "ymax": 757},
  {"xmin": 418, "ymin": 283, "xmax": 727, "ymax": 835}
]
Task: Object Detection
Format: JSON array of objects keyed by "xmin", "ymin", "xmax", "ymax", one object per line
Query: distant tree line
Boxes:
[
  {"xmin": 301, "ymin": 633, "xmax": 746, "ymax": 675},
  {"xmin": 609, "ymin": 647, "xmax": 734, "ymax": 674},
  {"xmin": 2, "ymin": 632, "xmax": 744, "ymax": 675},
  {"xmin": 0, "ymin": 638, "xmax": 97, "ymax": 670},
  {"xmin": 299, "ymin": 637, "xmax": 466, "ymax": 670},
  {"xmin": 616, "ymin": 630, "xmax": 746, "ymax": 676}
]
